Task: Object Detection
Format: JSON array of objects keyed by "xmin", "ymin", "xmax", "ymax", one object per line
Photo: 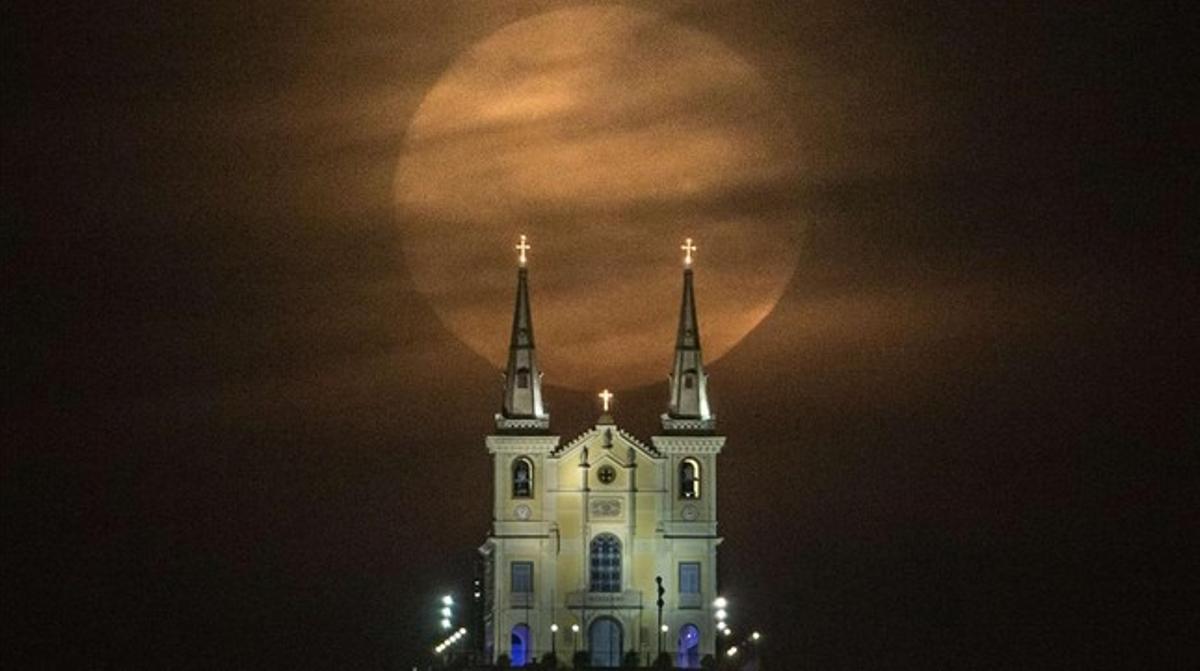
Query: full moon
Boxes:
[{"xmin": 395, "ymin": 6, "xmax": 801, "ymax": 391}]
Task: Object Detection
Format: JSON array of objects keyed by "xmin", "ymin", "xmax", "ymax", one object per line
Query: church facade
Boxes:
[{"xmin": 479, "ymin": 239, "xmax": 724, "ymax": 668}]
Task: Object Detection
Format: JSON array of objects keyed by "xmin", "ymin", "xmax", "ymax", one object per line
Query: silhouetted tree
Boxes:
[
  {"xmin": 572, "ymin": 650, "xmax": 589, "ymax": 669},
  {"xmin": 700, "ymin": 653, "xmax": 717, "ymax": 671},
  {"xmin": 495, "ymin": 653, "xmax": 511, "ymax": 669},
  {"xmin": 653, "ymin": 651, "xmax": 673, "ymax": 669}
]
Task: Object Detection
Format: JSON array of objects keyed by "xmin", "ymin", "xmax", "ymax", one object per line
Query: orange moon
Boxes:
[{"xmin": 395, "ymin": 6, "xmax": 801, "ymax": 391}]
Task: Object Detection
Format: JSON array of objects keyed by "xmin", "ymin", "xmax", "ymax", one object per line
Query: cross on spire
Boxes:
[
  {"xmin": 516, "ymin": 234, "xmax": 531, "ymax": 266},
  {"xmin": 681, "ymin": 238, "xmax": 697, "ymax": 266},
  {"xmin": 598, "ymin": 389, "xmax": 614, "ymax": 412}
]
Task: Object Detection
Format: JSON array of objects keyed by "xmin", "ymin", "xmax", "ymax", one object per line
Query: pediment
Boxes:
[{"xmin": 552, "ymin": 424, "xmax": 662, "ymax": 462}]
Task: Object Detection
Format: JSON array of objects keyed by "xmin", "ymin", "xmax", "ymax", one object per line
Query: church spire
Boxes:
[
  {"xmin": 662, "ymin": 238, "xmax": 715, "ymax": 433},
  {"xmin": 497, "ymin": 235, "xmax": 550, "ymax": 431}
]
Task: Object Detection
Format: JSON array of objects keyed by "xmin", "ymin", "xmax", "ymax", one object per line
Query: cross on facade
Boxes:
[
  {"xmin": 681, "ymin": 238, "xmax": 697, "ymax": 265},
  {"xmin": 516, "ymin": 234, "xmax": 531, "ymax": 266},
  {"xmin": 598, "ymin": 388, "xmax": 614, "ymax": 412}
]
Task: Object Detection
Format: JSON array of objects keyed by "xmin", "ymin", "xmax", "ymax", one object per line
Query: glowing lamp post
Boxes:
[
  {"xmin": 439, "ymin": 595, "xmax": 454, "ymax": 630},
  {"xmin": 713, "ymin": 596, "xmax": 729, "ymax": 661}
]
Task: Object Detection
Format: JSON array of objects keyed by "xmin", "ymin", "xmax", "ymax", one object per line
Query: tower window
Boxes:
[
  {"xmin": 680, "ymin": 459, "xmax": 701, "ymax": 499},
  {"xmin": 512, "ymin": 458, "xmax": 533, "ymax": 498},
  {"xmin": 511, "ymin": 561, "xmax": 533, "ymax": 594},
  {"xmin": 684, "ymin": 374, "xmax": 695, "ymax": 389},
  {"xmin": 589, "ymin": 533, "xmax": 621, "ymax": 593},
  {"xmin": 516, "ymin": 367, "xmax": 530, "ymax": 389},
  {"xmin": 679, "ymin": 562, "xmax": 701, "ymax": 594}
]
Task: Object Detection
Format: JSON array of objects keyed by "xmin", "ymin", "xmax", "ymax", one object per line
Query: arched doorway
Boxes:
[
  {"xmin": 588, "ymin": 617, "xmax": 623, "ymax": 668},
  {"xmin": 677, "ymin": 624, "xmax": 700, "ymax": 669},
  {"xmin": 511, "ymin": 623, "xmax": 531, "ymax": 667}
]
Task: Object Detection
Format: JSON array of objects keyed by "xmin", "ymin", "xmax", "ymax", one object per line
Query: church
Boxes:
[{"xmin": 478, "ymin": 237, "xmax": 725, "ymax": 668}]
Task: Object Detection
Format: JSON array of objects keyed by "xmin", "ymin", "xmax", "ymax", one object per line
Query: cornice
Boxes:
[
  {"xmin": 650, "ymin": 435, "xmax": 726, "ymax": 454},
  {"xmin": 494, "ymin": 414, "xmax": 550, "ymax": 431},
  {"xmin": 486, "ymin": 434, "xmax": 561, "ymax": 454},
  {"xmin": 660, "ymin": 413, "xmax": 717, "ymax": 433}
]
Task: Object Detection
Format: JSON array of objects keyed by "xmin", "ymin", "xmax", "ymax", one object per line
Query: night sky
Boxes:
[{"xmin": 4, "ymin": 2, "xmax": 1196, "ymax": 669}]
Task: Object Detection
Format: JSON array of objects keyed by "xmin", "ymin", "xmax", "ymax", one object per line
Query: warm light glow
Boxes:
[
  {"xmin": 442, "ymin": 595, "xmax": 454, "ymax": 606},
  {"xmin": 598, "ymin": 388, "xmax": 614, "ymax": 412},
  {"xmin": 661, "ymin": 624, "xmax": 669, "ymax": 633},
  {"xmin": 727, "ymin": 646, "xmax": 738, "ymax": 657},
  {"xmin": 515, "ymin": 234, "xmax": 530, "ymax": 266},
  {"xmin": 394, "ymin": 6, "xmax": 802, "ymax": 391},
  {"xmin": 571, "ymin": 624, "xmax": 580, "ymax": 633},
  {"xmin": 440, "ymin": 607, "xmax": 451, "ymax": 617},
  {"xmin": 551, "ymin": 624, "xmax": 559, "ymax": 632},
  {"xmin": 681, "ymin": 238, "xmax": 697, "ymax": 266},
  {"xmin": 752, "ymin": 631, "xmax": 761, "ymax": 641},
  {"xmin": 440, "ymin": 618, "xmax": 451, "ymax": 629},
  {"xmin": 713, "ymin": 597, "xmax": 727, "ymax": 609},
  {"xmin": 715, "ymin": 609, "xmax": 727, "ymax": 621},
  {"xmin": 435, "ymin": 626, "xmax": 470, "ymax": 654}
]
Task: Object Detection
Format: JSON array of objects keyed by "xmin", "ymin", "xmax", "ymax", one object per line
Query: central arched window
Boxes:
[
  {"xmin": 589, "ymin": 533, "xmax": 621, "ymax": 593},
  {"xmin": 512, "ymin": 458, "xmax": 533, "ymax": 498},
  {"xmin": 680, "ymin": 459, "xmax": 701, "ymax": 499}
]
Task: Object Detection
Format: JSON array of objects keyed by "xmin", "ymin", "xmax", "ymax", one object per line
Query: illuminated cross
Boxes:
[
  {"xmin": 598, "ymin": 389, "xmax": 614, "ymax": 412},
  {"xmin": 515, "ymin": 234, "xmax": 531, "ymax": 266},
  {"xmin": 681, "ymin": 238, "xmax": 697, "ymax": 266}
]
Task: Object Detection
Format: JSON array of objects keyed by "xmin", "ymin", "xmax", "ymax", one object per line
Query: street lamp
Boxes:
[
  {"xmin": 439, "ymin": 594, "xmax": 454, "ymax": 630},
  {"xmin": 551, "ymin": 623, "xmax": 559, "ymax": 657},
  {"xmin": 655, "ymin": 576, "xmax": 665, "ymax": 658},
  {"xmin": 712, "ymin": 599, "xmax": 730, "ymax": 662},
  {"xmin": 571, "ymin": 623, "xmax": 580, "ymax": 657},
  {"xmin": 752, "ymin": 632, "xmax": 761, "ymax": 641}
]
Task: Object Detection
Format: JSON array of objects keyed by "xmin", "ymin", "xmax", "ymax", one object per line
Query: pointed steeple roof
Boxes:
[
  {"xmin": 676, "ymin": 267, "xmax": 701, "ymax": 351},
  {"xmin": 497, "ymin": 236, "xmax": 549, "ymax": 432},
  {"xmin": 662, "ymin": 239, "xmax": 715, "ymax": 433}
]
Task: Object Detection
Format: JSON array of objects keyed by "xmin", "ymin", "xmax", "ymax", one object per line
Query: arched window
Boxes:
[
  {"xmin": 684, "ymin": 372, "xmax": 695, "ymax": 389},
  {"xmin": 676, "ymin": 624, "xmax": 700, "ymax": 669},
  {"xmin": 511, "ymin": 623, "xmax": 531, "ymax": 667},
  {"xmin": 589, "ymin": 534, "xmax": 621, "ymax": 593},
  {"xmin": 680, "ymin": 459, "xmax": 701, "ymax": 499},
  {"xmin": 516, "ymin": 367, "xmax": 530, "ymax": 389},
  {"xmin": 512, "ymin": 458, "xmax": 533, "ymax": 498}
]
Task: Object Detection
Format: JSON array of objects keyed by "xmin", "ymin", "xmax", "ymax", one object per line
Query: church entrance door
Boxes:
[{"xmin": 588, "ymin": 617, "xmax": 623, "ymax": 667}]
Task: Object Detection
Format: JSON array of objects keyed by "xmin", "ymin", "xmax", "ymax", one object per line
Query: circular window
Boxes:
[{"xmin": 597, "ymin": 465, "xmax": 617, "ymax": 484}]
